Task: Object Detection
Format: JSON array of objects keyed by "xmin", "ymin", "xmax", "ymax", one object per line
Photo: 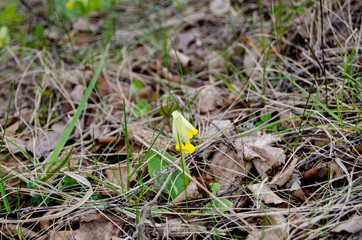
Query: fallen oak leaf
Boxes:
[
  {"xmin": 271, "ymin": 157, "xmax": 299, "ymax": 187},
  {"xmin": 248, "ymin": 183, "xmax": 284, "ymax": 205},
  {"xmin": 173, "ymin": 180, "xmax": 203, "ymax": 204},
  {"xmin": 332, "ymin": 214, "xmax": 362, "ymax": 234},
  {"xmin": 209, "ymin": 144, "xmax": 246, "ymax": 192},
  {"xmin": 236, "ymin": 136, "xmax": 286, "ymax": 180},
  {"xmin": 48, "ymin": 213, "xmax": 124, "ymax": 240}
]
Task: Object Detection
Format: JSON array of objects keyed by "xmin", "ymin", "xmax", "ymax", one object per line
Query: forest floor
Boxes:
[{"xmin": 0, "ymin": 0, "xmax": 361, "ymax": 239}]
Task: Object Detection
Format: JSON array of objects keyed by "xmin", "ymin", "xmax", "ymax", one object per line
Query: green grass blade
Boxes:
[
  {"xmin": 277, "ymin": 66, "xmax": 341, "ymax": 122},
  {"xmin": 42, "ymin": 43, "xmax": 110, "ymax": 177},
  {"xmin": 40, "ymin": 146, "xmax": 74, "ymax": 182}
]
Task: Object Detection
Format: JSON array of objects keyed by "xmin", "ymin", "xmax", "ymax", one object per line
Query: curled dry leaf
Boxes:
[
  {"xmin": 235, "ymin": 134, "xmax": 285, "ymax": 180},
  {"xmin": 195, "ymin": 86, "xmax": 224, "ymax": 113},
  {"xmin": 330, "ymin": 162, "xmax": 345, "ymax": 180},
  {"xmin": 1, "ymin": 224, "xmax": 38, "ymax": 239},
  {"xmin": 105, "ymin": 164, "xmax": 137, "ymax": 190},
  {"xmin": 173, "ymin": 30, "xmax": 200, "ymax": 53},
  {"xmin": 160, "ymin": 218, "xmax": 207, "ymax": 237},
  {"xmin": 97, "ymin": 136, "xmax": 125, "ymax": 152},
  {"xmin": 302, "ymin": 166, "xmax": 329, "ymax": 183},
  {"xmin": 292, "ymin": 188, "xmax": 308, "ymax": 202},
  {"xmin": 247, "ymin": 213, "xmax": 287, "ymax": 240},
  {"xmin": 239, "ymin": 132, "xmax": 280, "ymax": 147},
  {"xmin": 285, "ymin": 173, "xmax": 308, "ymax": 202},
  {"xmin": 271, "ymin": 157, "xmax": 299, "ymax": 187},
  {"xmin": 210, "ymin": 0, "xmax": 230, "ymax": 16},
  {"xmin": 26, "ymin": 131, "xmax": 62, "ymax": 157},
  {"xmin": 169, "ymin": 50, "xmax": 191, "ymax": 67},
  {"xmin": 127, "ymin": 124, "xmax": 170, "ymax": 150},
  {"xmin": 248, "ymin": 183, "xmax": 284, "ymax": 205},
  {"xmin": 48, "ymin": 213, "xmax": 124, "ymax": 240},
  {"xmin": 249, "ymin": 214, "xmax": 287, "ymax": 240},
  {"xmin": 209, "ymin": 145, "xmax": 246, "ymax": 192},
  {"xmin": 70, "ymin": 84, "xmax": 84, "ymax": 103},
  {"xmin": 173, "ymin": 180, "xmax": 203, "ymax": 203},
  {"xmin": 332, "ymin": 214, "xmax": 362, "ymax": 234}
]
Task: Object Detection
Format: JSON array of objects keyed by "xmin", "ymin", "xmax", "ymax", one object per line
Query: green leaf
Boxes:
[
  {"xmin": 146, "ymin": 148, "xmax": 190, "ymax": 199},
  {"xmin": 130, "ymin": 80, "xmax": 144, "ymax": 95},
  {"xmin": 203, "ymin": 197, "xmax": 233, "ymax": 214},
  {"xmin": 203, "ymin": 182, "xmax": 232, "ymax": 214},
  {"xmin": 261, "ymin": 113, "xmax": 271, "ymax": 122},
  {"xmin": 0, "ymin": 4, "xmax": 23, "ymax": 23},
  {"xmin": 134, "ymin": 99, "xmax": 151, "ymax": 117},
  {"xmin": 210, "ymin": 182, "xmax": 221, "ymax": 195},
  {"xmin": 59, "ymin": 176, "xmax": 78, "ymax": 190}
]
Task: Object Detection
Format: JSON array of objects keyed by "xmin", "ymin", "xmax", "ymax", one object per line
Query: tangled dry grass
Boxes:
[{"xmin": 0, "ymin": 0, "xmax": 361, "ymax": 239}]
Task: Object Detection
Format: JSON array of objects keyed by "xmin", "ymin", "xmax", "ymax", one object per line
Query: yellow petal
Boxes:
[
  {"xmin": 66, "ymin": 2, "xmax": 74, "ymax": 9},
  {"xmin": 184, "ymin": 143, "xmax": 195, "ymax": 154},
  {"xmin": 187, "ymin": 130, "xmax": 193, "ymax": 139},
  {"xmin": 176, "ymin": 142, "xmax": 184, "ymax": 151}
]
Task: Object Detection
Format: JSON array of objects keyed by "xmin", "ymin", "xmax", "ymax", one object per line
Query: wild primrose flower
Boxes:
[
  {"xmin": 0, "ymin": 26, "xmax": 10, "ymax": 48},
  {"xmin": 66, "ymin": 1, "xmax": 74, "ymax": 10},
  {"xmin": 66, "ymin": 0, "xmax": 88, "ymax": 10},
  {"xmin": 172, "ymin": 111, "xmax": 198, "ymax": 154}
]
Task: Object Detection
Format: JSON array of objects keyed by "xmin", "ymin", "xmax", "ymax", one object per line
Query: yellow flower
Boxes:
[
  {"xmin": 66, "ymin": 1, "xmax": 74, "ymax": 10},
  {"xmin": 66, "ymin": 0, "xmax": 89, "ymax": 10},
  {"xmin": 172, "ymin": 111, "xmax": 198, "ymax": 154},
  {"xmin": 0, "ymin": 26, "xmax": 10, "ymax": 47}
]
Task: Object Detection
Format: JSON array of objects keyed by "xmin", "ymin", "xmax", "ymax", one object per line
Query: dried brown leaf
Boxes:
[
  {"xmin": 173, "ymin": 181, "xmax": 203, "ymax": 203},
  {"xmin": 169, "ymin": 50, "xmax": 191, "ymax": 67},
  {"xmin": 128, "ymin": 124, "xmax": 170, "ymax": 150},
  {"xmin": 278, "ymin": 109, "xmax": 301, "ymax": 129},
  {"xmin": 209, "ymin": 146, "xmax": 245, "ymax": 192},
  {"xmin": 292, "ymin": 188, "xmax": 308, "ymax": 202},
  {"xmin": 160, "ymin": 218, "xmax": 207, "ymax": 237},
  {"xmin": 195, "ymin": 86, "xmax": 224, "ymax": 113},
  {"xmin": 271, "ymin": 157, "xmax": 299, "ymax": 187},
  {"xmin": 248, "ymin": 183, "xmax": 284, "ymax": 205},
  {"xmin": 70, "ymin": 84, "xmax": 84, "ymax": 103},
  {"xmin": 238, "ymin": 133, "xmax": 280, "ymax": 147},
  {"xmin": 26, "ymin": 131, "xmax": 62, "ymax": 157},
  {"xmin": 235, "ymin": 134, "xmax": 285, "ymax": 180},
  {"xmin": 210, "ymin": 0, "xmax": 230, "ymax": 16},
  {"xmin": 204, "ymin": 120, "xmax": 232, "ymax": 139},
  {"xmin": 303, "ymin": 166, "xmax": 329, "ymax": 183},
  {"xmin": 50, "ymin": 214, "xmax": 124, "ymax": 240},
  {"xmin": 332, "ymin": 214, "xmax": 362, "ymax": 234}
]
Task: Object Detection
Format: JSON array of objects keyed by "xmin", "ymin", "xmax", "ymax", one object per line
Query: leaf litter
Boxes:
[{"xmin": 0, "ymin": 0, "xmax": 361, "ymax": 239}]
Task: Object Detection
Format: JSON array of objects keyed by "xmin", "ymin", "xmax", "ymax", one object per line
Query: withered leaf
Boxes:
[
  {"xmin": 332, "ymin": 214, "xmax": 362, "ymax": 234},
  {"xmin": 160, "ymin": 218, "xmax": 207, "ymax": 237},
  {"xmin": 49, "ymin": 213, "xmax": 124, "ymax": 240},
  {"xmin": 209, "ymin": 145, "xmax": 246, "ymax": 192},
  {"xmin": 173, "ymin": 180, "xmax": 203, "ymax": 203},
  {"xmin": 248, "ymin": 183, "xmax": 284, "ymax": 205},
  {"xmin": 26, "ymin": 131, "xmax": 62, "ymax": 157},
  {"xmin": 195, "ymin": 86, "xmax": 224, "ymax": 113}
]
